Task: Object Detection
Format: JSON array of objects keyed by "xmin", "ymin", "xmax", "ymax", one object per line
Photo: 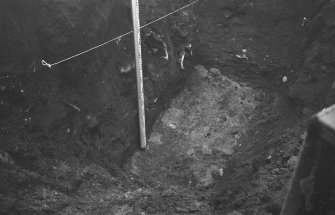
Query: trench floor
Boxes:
[{"xmin": 3, "ymin": 0, "xmax": 307, "ymax": 214}]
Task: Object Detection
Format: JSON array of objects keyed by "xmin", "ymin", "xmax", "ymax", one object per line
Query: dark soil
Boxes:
[{"xmin": 1, "ymin": 0, "xmax": 335, "ymax": 214}]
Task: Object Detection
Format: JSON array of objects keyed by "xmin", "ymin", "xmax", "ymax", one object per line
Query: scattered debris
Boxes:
[
  {"xmin": 179, "ymin": 44, "xmax": 193, "ymax": 70},
  {"xmin": 185, "ymin": 44, "xmax": 193, "ymax": 56},
  {"xmin": 265, "ymin": 155, "xmax": 272, "ymax": 163},
  {"xmin": 1, "ymin": 0, "xmax": 331, "ymax": 214},
  {"xmin": 235, "ymin": 54, "xmax": 248, "ymax": 60},
  {"xmin": 180, "ymin": 52, "xmax": 186, "ymax": 70},
  {"xmin": 167, "ymin": 123, "xmax": 177, "ymax": 129},
  {"xmin": 143, "ymin": 28, "xmax": 169, "ymax": 60},
  {"xmin": 235, "ymin": 49, "xmax": 249, "ymax": 60},
  {"xmin": 24, "ymin": 117, "xmax": 31, "ymax": 124},
  {"xmin": 67, "ymin": 102, "xmax": 81, "ymax": 111},
  {"xmin": 115, "ymin": 37, "xmax": 122, "ymax": 45},
  {"xmin": 236, "ymin": 54, "xmax": 247, "ymax": 60},
  {"xmin": 302, "ymin": 17, "xmax": 308, "ymax": 27}
]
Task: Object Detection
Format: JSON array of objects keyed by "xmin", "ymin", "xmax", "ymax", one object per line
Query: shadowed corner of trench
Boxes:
[{"xmin": 280, "ymin": 104, "xmax": 335, "ymax": 215}]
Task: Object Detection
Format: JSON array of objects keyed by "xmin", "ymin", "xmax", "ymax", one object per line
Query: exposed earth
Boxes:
[{"xmin": 1, "ymin": 0, "xmax": 335, "ymax": 214}]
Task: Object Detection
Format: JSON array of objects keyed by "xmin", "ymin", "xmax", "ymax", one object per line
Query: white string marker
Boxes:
[
  {"xmin": 41, "ymin": 0, "xmax": 199, "ymax": 68},
  {"xmin": 131, "ymin": 0, "xmax": 147, "ymax": 149}
]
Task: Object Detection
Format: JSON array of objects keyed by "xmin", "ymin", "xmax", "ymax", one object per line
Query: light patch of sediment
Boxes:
[{"xmin": 131, "ymin": 65, "xmax": 259, "ymax": 187}]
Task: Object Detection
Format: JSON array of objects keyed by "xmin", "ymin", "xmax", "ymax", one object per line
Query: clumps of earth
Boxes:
[{"xmin": 1, "ymin": 0, "xmax": 335, "ymax": 214}]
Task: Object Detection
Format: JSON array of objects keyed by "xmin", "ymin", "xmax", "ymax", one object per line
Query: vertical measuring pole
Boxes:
[{"xmin": 131, "ymin": 0, "xmax": 147, "ymax": 149}]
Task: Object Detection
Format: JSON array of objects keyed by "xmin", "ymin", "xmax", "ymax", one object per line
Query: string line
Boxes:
[{"xmin": 42, "ymin": 0, "xmax": 199, "ymax": 68}]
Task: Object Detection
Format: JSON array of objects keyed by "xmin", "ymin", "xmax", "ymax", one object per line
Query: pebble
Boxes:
[
  {"xmin": 219, "ymin": 168, "xmax": 223, "ymax": 177},
  {"xmin": 287, "ymin": 156, "xmax": 298, "ymax": 170},
  {"xmin": 265, "ymin": 155, "xmax": 272, "ymax": 163},
  {"xmin": 168, "ymin": 123, "xmax": 177, "ymax": 129}
]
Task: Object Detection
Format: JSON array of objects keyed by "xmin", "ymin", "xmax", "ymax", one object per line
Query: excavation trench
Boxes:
[
  {"xmin": 1, "ymin": 0, "xmax": 335, "ymax": 214},
  {"xmin": 131, "ymin": 66, "xmax": 259, "ymax": 187}
]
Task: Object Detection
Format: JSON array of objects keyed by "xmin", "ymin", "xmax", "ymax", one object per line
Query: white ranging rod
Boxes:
[{"xmin": 131, "ymin": 0, "xmax": 147, "ymax": 149}]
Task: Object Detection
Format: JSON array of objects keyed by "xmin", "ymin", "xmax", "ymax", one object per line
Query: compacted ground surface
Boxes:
[{"xmin": 1, "ymin": 0, "xmax": 335, "ymax": 214}]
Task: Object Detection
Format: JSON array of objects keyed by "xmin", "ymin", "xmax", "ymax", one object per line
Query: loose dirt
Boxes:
[{"xmin": 1, "ymin": 0, "xmax": 334, "ymax": 214}]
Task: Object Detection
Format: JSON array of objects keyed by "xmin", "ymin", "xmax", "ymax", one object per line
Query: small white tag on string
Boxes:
[{"xmin": 41, "ymin": 60, "xmax": 52, "ymax": 68}]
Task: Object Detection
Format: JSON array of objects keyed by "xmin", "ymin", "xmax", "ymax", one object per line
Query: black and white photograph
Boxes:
[{"xmin": 1, "ymin": 0, "xmax": 335, "ymax": 214}]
